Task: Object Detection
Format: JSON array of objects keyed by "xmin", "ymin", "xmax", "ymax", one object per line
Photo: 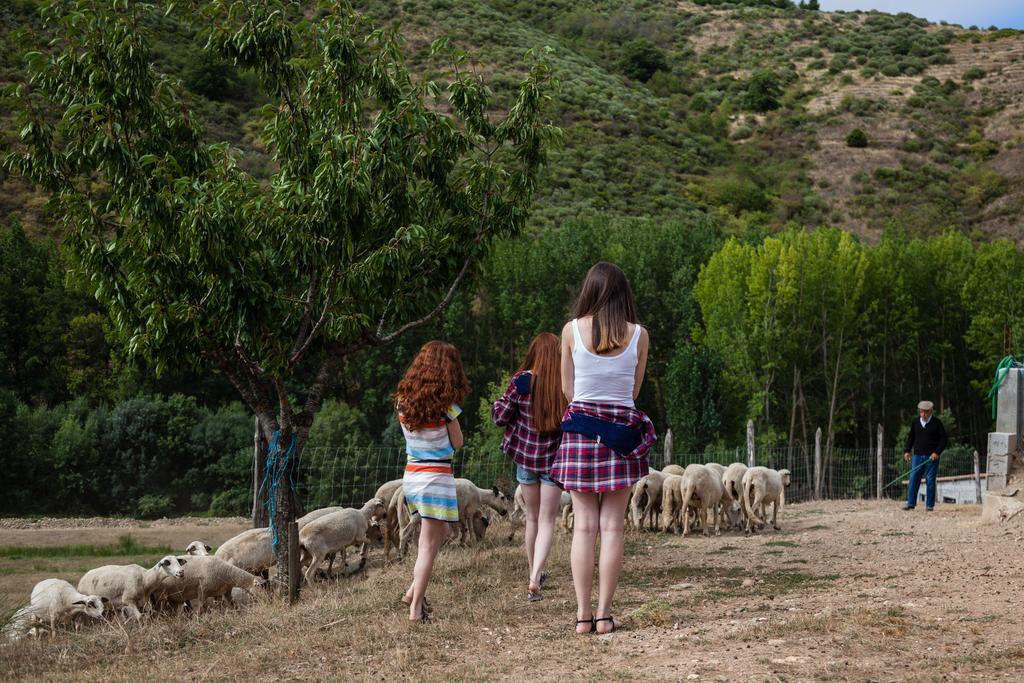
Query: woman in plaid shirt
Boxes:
[{"xmin": 492, "ymin": 332, "xmax": 565, "ymax": 602}]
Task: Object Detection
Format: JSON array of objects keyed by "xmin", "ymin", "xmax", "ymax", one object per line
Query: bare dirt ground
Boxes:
[{"xmin": 2, "ymin": 501, "xmax": 1024, "ymax": 681}]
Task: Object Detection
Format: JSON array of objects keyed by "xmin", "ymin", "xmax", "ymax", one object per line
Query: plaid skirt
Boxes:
[{"xmin": 550, "ymin": 429, "xmax": 650, "ymax": 493}]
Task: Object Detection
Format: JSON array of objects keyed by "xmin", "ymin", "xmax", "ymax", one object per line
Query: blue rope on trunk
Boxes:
[{"xmin": 256, "ymin": 430, "xmax": 298, "ymax": 555}]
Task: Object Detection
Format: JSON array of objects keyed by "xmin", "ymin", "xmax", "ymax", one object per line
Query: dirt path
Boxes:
[{"xmin": 2, "ymin": 502, "xmax": 1023, "ymax": 681}]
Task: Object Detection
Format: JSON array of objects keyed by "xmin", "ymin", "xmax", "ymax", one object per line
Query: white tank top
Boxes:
[{"xmin": 570, "ymin": 318, "xmax": 641, "ymax": 407}]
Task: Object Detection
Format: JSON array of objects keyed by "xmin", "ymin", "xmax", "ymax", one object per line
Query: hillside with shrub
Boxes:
[{"xmin": 2, "ymin": 0, "xmax": 1023, "ymax": 242}]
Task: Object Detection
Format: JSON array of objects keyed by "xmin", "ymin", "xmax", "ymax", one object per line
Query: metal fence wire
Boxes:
[{"xmin": 287, "ymin": 442, "xmax": 982, "ymax": 511}]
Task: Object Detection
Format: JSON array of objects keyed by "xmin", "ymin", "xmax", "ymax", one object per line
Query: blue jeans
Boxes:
[
  {"xmin": 906, "ymin": 454, "xmax": 939, "ymax": 509},
  {"xmin": 516, "ymin": 464, "xmax": 558, "ymax": 487}
]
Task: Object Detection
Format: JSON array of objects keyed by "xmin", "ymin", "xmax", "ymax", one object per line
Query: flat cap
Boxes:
[{"xmin": 917, "ymin": 400, "xmax": 934, "ymax": 411}]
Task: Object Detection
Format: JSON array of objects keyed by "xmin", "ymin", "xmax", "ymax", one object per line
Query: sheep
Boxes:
[
  {"xmin": 704, "ymin": 462, "xmax": 732, "ymax": 529},
  {"xmin": 741, "ymin": 467, "xmax": 792, "ymax": 535},
  {"xmin": 507, "ymin": 485, "xmax": 572, "ymax": 540},
  {"xmin": 297, "ymin": 506, "xmax": 344, "ymax": 530},
  {"xmin": 185, "ymin": 540, "xmax": 212, "ymax": 556},
  {"xmin": 629, "ymin": 470, "xmax": 665, "ymax": 531},
  {"xmin": 151, "ymin": 555, "xmax": 261, "ymax": 613},
  {"xmin": 662, "ymin": 464, "xmax": 685, "ymax": 476},
  {"xmin": 4, "ymin": 579, "xmax": 106, "ymax": 640},
  {"xmin": 680, "ymin": 464, "xmax": 725, "ymax": 537},
  {"xmin": 298, "ymin": 497, "xmax": 387, "ymax": 584},
  {"xmin": 722, "ymin": 463, "xmax": 748, "ymax": 530},
  {"xmin": 659, "ymin": 474, "xmax": 684, "ymax": 533},
  {"xmin": 375, "ymin": 478, "xmax": 405, "ymax": 560},
  {"xmin": 456, "ymin": 478, "xmax": 511, "ymax": 540},
  {"xmin": 77, "ymin": 555, "xmax": 187, "ymax": 620},
  {"xmin": 214, "ymin": 527, "xmax": 276, "ymax": 578}
]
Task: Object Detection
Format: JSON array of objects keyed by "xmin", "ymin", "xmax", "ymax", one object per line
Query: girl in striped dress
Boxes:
[
  {"xmin": 492, "ymin": 332, "xmax": 565, "ymax": 602},
  {"xmin": 396, "ymin": 340, "xmax": 469, "ymax": 623},
  {"xmin": 551, "ymin": 262, "xmax": 655, "ymax": 635}
]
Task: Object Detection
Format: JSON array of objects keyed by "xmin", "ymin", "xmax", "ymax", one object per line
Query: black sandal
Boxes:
[
  {"xmin": 595, "ymin": 615, "xmax": 620, "ymax": 633},
  {"xmin": 575, "ymin": 617, "xmax": 596, "ymax": 634}
]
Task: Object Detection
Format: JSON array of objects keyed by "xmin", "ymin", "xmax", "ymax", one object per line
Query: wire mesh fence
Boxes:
[{"xmin": 286, "ymin": 441, "xmax": 984, "ymax": 512}]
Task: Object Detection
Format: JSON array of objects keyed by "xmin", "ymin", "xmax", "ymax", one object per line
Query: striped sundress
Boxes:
[{"xmin": 400, "ymin": 404, "xmax": 461, "ymax": 523}]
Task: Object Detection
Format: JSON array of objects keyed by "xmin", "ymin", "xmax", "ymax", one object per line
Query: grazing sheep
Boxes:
[
  {"xmin": 375, "ymin": 479, "xmax": 405, "ymax": 559},
  {"xmin": 630, "ymin": 470, "xmax": 665, "ymax": 531},
  {"xmin": 214, "ymin": 527, "xmax": 276, "ymax": 578},
  {"xmin": 299, "ymin": 498, "xmax": 387, "ymax": 584},
  {"xmin": 680, "ymin": 464, "xmax": 725, "ymax": 537},
  {"xmin": 297, "ymin": 506, "xmax": 344, "ymax": 530},
  {"xmin": 662, "ymin": 464, "xmax": 685, "ymax": 476},
  {"xmin": 185, "ymin": 540, "xmax": 212, "ymax": 556},
  {"xmin": 722, "ymin": 463, "xmax": 748, "ymax": 530},
  {"xmin": 659, "ymin": 474, "xmax": 684, "ymax": 533},
  {"xmin": 151, "ymin": 556, "xmax": 261, "ymax": 612},
  {"xmin": 741, "ymin": 467, "xmax": 792, "ymax": 535},
  {"xmin": 455, "ymin": 478, "xmax": 511, "ymax": 541},
  {"xmin": 507, "ymin": 485, "xmax": 571, "ymax": 540},
  {"xmin": 4, "ymin": 579, "xmax": 106, "ymax": 640},
  {"xmin": 77, "ymin": 555, "xmax": 187, "ymax": 620}
]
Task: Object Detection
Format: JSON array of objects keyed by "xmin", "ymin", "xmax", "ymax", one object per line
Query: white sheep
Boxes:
[
  {"xmin": 4, "ymin": 579, "xmax": 106, "ymax": 640},
  {"xmin": 662, "ymin": 464, "xmax": 685, "ymax": 476},
  {"xmin": 659, "ymin": 473, "xmax": 684, "ymax": 533},
  {"xmin": 298, "ymin": 498, "xmax": 387, "ymax": 584},
  {"xmin": 77, "ymin": 555, "xmax": 187, "ymax": 620},
  {"xmin": 741, "ymin": 467, "xmax": 792, "ymax": 535},
  {"xmin": 455, "ymin": 478, "xmax": 511, "ymax": 541},
  {"xmin": 680, "ymin": 464, "xmax": 725, "ymax": 537},
  {"xmin": 375, "ymin": 478, "xmax": 405, "ymax": 561},
  {"xmin": 629, "ymin": 470, "xmax": 665, "ymax": 531},
  {"xmin": 297, "ymin": 506, "xmax": 344, "ymax": 530},
  {"xmin": 150, "ymin": 555, "xmax": 261, "ymax": 613},
  {"xmin": 214, "ymin": 527, "xmax": 276, "ymax": 578},
  {"xmin": 507, "ymin": 485, "xmax": 571, "ymax": 540},
  {"xmin": 721, "ymin": 462, "xmax": 748, "ymax": 530},
  {"xmin": 185, "ymin": 540, "xmax": 212, "ymax": 556}
]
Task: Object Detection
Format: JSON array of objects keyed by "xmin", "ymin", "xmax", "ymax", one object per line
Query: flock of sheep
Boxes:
[{"xmin": 1, "ymin": 461, "xmax": 790, "ymax": 641}]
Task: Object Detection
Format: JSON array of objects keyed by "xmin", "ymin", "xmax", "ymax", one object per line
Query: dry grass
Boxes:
[{"xmin": 3, "ymin": 501, "xmax": 1024, "ymax": 680}]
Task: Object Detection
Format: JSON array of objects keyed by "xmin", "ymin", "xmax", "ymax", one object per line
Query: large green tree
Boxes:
[{"xmin": 5, "ymin": 0, "xmax": 557, "ymax": 591}]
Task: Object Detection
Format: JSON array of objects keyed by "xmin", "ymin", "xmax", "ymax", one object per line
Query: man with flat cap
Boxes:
[{"xmin": 902, "ymin": 400, "xmax": 947, "ymax": 511}]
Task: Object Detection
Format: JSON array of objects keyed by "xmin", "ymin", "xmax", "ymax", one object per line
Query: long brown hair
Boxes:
[
  {"xmin": 518, "ymin": 333, "xmax": 566, "ymax": 433},
  {"xmin": 571, "ymin": 262, "xmax": 638, "ymax": 353},
  {"xmin": 394, "ymin": 341, "xmax": 469, "ymax": 431}
]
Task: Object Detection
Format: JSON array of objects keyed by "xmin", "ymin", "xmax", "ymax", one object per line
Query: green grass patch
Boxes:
[
  {"xmin": 765, "ymin": 540, "xmax": 800, "ymax": 547},
  {"xmin": 0, "ymin": 535, "xmax": 172, "ymax": 560}
]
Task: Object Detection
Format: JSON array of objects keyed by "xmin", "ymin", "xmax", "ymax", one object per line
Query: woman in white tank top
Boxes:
[{"xmin": 549, "ymin": 262, "xmax": 653, "ymax": 635}]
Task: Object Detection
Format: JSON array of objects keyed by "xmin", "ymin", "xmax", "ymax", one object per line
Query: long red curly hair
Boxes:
[{"xmin": 395, "ymin": 341, "xmax": 470, "ymax": 431}]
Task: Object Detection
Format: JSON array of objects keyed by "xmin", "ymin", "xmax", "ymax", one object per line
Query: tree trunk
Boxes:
[{"xmin": 252, "ymin": 416, "xmax": 269, "ymax": 528}]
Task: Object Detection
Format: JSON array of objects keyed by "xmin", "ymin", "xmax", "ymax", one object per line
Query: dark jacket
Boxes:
[{"xmin": 904, "ymin": 416, "xmax": 948, "ymax": 456}]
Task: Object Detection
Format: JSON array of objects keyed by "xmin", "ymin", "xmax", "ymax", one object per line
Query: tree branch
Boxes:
[{"xmin": 375, "ymin": 251, "xmax": 474, "ymax": 345}]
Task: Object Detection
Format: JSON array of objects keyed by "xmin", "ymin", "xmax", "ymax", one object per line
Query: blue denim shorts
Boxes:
[{"xmin": 516, "ymin": 464, "xmax": 558, "ymax": 487}]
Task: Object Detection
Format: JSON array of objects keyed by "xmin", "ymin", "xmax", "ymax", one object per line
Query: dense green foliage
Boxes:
[{"xmin": 5, "ymin": 215, "xmax": 1024, "ymax": 514}]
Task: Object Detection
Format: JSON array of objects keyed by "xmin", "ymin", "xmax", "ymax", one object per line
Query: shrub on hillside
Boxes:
[
  {"xmin": 846, "ymin": 128, "xmax": 869, "ymax": 148},
  {"xmin": 743, "ymin": 70, "xmax": 781, "ymax": 111},
  {"xmin": 618, "ymin": 39, "xmax": 669, "ymax": 82}
]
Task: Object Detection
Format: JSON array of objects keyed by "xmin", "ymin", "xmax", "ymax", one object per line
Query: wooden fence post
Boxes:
[
  {"xmin": 814, "ymin": 427, "xmax": 823, "ymax": 500},
  {"xmin": 746, "ymin": 420, "xmax": 756, "ymax": 468},
  {"xmin": 876, "ymin": 424, "xmax": 884, "ymax": 499},
  {"xmin": 287, "ymin": 520, "xmax": 300, "ymax": 604},
  {"xmin": 974, "ymin": 450, "xmax": 982, "ymax": 504},
  {"xmin": 663, "ymin": 429, "xmax": 674, "ymax": 467},
  {"xmin": 252, "ymin": 416, "xmax": 269, "ymax": 528}
]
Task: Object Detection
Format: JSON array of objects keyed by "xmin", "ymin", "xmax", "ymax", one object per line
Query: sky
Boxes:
[{"xmin": 818, "ymin": 1, "xmax": 1024, "ymax": 29}]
